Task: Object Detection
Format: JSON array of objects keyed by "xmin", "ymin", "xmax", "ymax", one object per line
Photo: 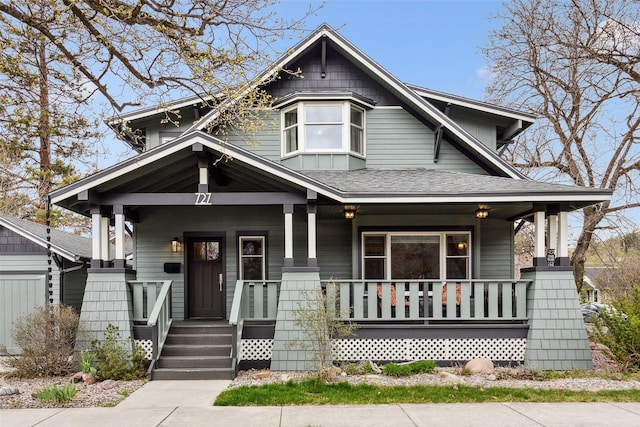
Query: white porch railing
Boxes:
[
  {"xmin": 229, "ymin": 280, "xmax": 281, "ymax": 364},
  {"xmin": 322, "ymin": 280, "xmax": 531, "ymax": 322},
  {"xmin": 129, "ymin": 280, "xmax": 173, "ymax": 363}
]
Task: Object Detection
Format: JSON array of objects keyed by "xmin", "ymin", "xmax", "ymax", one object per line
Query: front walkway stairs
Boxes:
[{"xmin": 151, "ymin": 320, "xmax": 235, "ymax": 380}]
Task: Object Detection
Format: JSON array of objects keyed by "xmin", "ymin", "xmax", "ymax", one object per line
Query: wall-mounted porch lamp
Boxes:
[
  {"xmin": 344, "ymin": 205, "xmax": 357, "ymax": 219},
  {"xmin": 171, "ymin": 237, "xmax": 181, "ymax": 253},
  {"xmin": 475, "ymin": 207, "xmax": 490, "ymax": 219}
]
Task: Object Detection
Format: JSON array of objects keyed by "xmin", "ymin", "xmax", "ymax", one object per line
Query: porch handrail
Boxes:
[
  {"xmin": 321, "ymin": 279, "xmax": 531, "ymax": 322},
  {"xmin": 229, "ymin": 280, "xmax": 281, "ymax": 366},
  {"xmin": 129, "ymin": 280, "xmax": 173, "ymax": 365},
  {"xmin": 146, "ymin": 280, "xmax": 173, "ymax": 364}
]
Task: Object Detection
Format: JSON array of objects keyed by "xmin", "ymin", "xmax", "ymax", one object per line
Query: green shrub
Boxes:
[
  {"xmin": 382, "ymin": 360, "xmax": 436, "ymax": 377},
  {"xmin": 591, "ymin": 287, "xmax": 640, "ymax": 372},
  {"xmin": 34, "ymin": 384, "xmax": 77, "ymax": 404},
  {"xmin": 80, "ymin": 350, "xmax": 97, "ymax": 376},
  {"xmin": 89, "ymin": 324, "xmax": 148, "ymax": 380},
  {"xmin": 8, "ymin": 304, "xmax": 81, "ymax": 377}
]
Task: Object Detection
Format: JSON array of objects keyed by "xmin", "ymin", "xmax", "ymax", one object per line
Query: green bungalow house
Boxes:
[
  {"xmin": 0, "ymin": 213, "xmax": 91, "ymax": 354},
  {"xmin": 48, "ymin": 25, "xmax": 612, "ymax": 379}
]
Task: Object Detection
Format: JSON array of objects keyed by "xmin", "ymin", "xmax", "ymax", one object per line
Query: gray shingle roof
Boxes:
[
  {"xmin": 0, "ymin": 213, "xmax": 91, "ymax": 261},
  {"xmin": 301, "ymin": 169, "xmax": 610, "ymax": 198}
]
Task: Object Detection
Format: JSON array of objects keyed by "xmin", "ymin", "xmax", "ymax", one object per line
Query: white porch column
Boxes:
[
  {"xmin": 557, "ymin": 210, "xmax": 569, "ymax": 266},
  {"xmin": 284, "ymin": 204, "xmax": 294, "ymax": 267},
  {"xmin": 91, "ymin": 210, "xmax": 102, "ymax": 267},
  {"xmin": 100, "ymin": 216, "xmax": 110, "ymax": 263},
  {"xmin": 307, "ymin": 203, "xmax": 317, "ymax": 267},
  {"xmin": 533, "ymin": 210, "xmax": 546, "ymax": 266},
  {"xmin": 114, "ymin": 206, "xmax": 126, "ymax": 268}
]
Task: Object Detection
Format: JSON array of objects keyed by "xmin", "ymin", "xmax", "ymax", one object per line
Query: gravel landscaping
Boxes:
[{"xmin": 1, "ymin": 342, "xmax": 637, "ymax": 409}]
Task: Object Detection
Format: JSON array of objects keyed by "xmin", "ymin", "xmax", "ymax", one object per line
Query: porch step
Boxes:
[
  {"xmin": 151, "ymin": 320, "xmax": 234, "ymax": 381},
  {"xmin": 151, "ymin": 367, "xmax": 235, "ymax": 381}
]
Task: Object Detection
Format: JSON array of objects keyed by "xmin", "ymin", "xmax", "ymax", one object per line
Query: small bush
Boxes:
[
  {"xmin": 591, "ymin": 287, "xmax": 640, "ymax": 372},
  {"xmin": 382, "ymin": 360, "xmax": 436, "ymax": 377},
  {"xmin": 34, "ymin": 384, "xmax": 77, "ymax": 404},
  {"xmin": 8, "ymin": 304, "xmax": 81, "ymax": 377},
  {"xmin": 89, "ymin": 324, "xmax": 148, "ymax": 380},
  {"xmin": 340, "ymin": 361, "xmax": 377, "ymax": 375}
]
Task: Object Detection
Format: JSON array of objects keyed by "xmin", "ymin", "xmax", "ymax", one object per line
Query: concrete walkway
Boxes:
[{"xmin": 2, "ymin": 380, "xmax": 640, "ymax": 427}]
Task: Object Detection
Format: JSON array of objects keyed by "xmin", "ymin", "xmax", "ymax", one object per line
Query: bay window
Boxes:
[{"xmin": 282, "ymin": 102, "xmax": 365, "ymax": 156}]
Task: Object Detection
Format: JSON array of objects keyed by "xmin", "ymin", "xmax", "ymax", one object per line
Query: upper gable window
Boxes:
[{"xmin": 282, "ymin": 102, "xmax": 365, "ymax": 156}]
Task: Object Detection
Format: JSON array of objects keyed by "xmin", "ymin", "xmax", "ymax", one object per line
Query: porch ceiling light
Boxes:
[
  {"xmin": 171, "ymin": 237, "xmax": 181, "ymax": 253},
  {"xmin": 475, "ymin": 207, "xmax": 490, "ymax": 219},
  {"xmin": 344, "ymin": 205, "xmax": 357, "ymax": 219}
]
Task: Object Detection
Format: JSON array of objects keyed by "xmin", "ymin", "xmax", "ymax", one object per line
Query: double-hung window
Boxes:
[
  {"xmin": 282, "ymin": 102, "xmax": 365, "ymax": 156},
  {"xmin": 362, "ymin": 232, "xmax": 470, "ymax": 280},
  {"xmin": 239, "ymin": 236, "xmax": 266, "ymax": 280}
]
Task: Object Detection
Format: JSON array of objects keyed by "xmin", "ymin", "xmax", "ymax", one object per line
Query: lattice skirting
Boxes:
[
  {"xmin": 135, "ymin": 339, "xmax": 153, "ymax": 360},
  {"xmin": 238, "ymin": 338, "xmax": 526, "ymax": 362}
]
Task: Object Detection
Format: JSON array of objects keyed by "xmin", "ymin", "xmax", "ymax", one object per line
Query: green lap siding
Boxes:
[{"xmin": 0, "ymin": 274, "xmax": 46, "ymax": 354}]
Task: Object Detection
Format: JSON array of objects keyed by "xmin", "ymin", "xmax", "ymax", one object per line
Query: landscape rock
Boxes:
[
  {"xmin": 0, "ymin": 386, "xmax": 19, "ymax": 396},
  {"xmin": 464, "ymin": 358, "xmax": 495, "ymax": 375},
  {"xmin": 97, "ymin": 380, "xmax": 119, "ymax": 391},
  {"xmin": 255, "ymin": 371, "xmax": 271, "ymax": 379},
  {"xmin": 438, "ymin": 371, "xmax": 466, "ymax": 384}
]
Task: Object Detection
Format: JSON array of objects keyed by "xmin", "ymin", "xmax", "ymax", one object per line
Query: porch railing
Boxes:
[
  {"xmin": 129, "ymin": 280, "xmax": 173, "ymax": 364},
  {"xmin": 322, "ymin": 279, "xmax": 531, "ymax": 322},
  {"xmin": 229, "ymin": 280, "xmax": 281, "ymax": 365}
]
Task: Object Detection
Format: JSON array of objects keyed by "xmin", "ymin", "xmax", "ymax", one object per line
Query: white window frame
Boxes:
[
  {"xmin": 281, "ymin": 101, "xmax": 366, "ymax": 157},
  {"xmin": 361, "ymin": 231, "xmax": 471, "ymax": 280},
  {"xmin": 238, "ymin": 235, "xmax": 266, "ymax": 280}
]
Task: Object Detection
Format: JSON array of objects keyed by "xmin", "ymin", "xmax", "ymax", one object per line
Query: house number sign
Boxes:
[{"xmin": 194, "ymin": 192, "xmax": 212, "ymax": 205}]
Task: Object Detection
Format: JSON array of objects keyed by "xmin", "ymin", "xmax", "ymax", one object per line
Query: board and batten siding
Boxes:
[
  {"xmin": 0, "ymin": 254, "xmax": 60, "ymax": 305},
  {"xmin": 448, "ymin": 110, "xmax": 498, "ymax": 151},
  {"xmin": 0, "ymin": 272, "xmax": 46, "ymax": 354}
]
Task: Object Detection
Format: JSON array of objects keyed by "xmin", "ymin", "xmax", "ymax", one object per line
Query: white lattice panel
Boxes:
[
  {"xmin": 135, "ymin": 339, "xmax": 153, "ymax": 360},
  {"xmin": 240, "ymin": 339, "xmax": 273, "ymax": 360},
  {"xmin": 333, "ymin": 338, "xmax": 527, "ymax": 362},
  {"xmin": 239, "ymin": 338, "xmax": 526, "ymax": 363}
]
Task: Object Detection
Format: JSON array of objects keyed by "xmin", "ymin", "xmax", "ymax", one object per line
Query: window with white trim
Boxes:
[
  {"xmin": 239, "ymin": 236, "xmax": 266, "ymax": 280},
  {"xmin": 282, "ymin": 102, "xmax": 365, "ymax": 156},
  {"xmin": 362, "ymin": 232, "xmax": 470, "ymax": 280}
]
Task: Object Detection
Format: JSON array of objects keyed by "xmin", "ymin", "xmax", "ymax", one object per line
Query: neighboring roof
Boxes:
[
  {"xmin": 182, "ymin": 24, "xmax": 527, "ymax": 180},
  {"xmin": 50, "ymin": 131, "xmax": 612, "ymax": 218},
  {"xmin": 0, "ymin": 213, "xmax": 91, "ymax": 262}
]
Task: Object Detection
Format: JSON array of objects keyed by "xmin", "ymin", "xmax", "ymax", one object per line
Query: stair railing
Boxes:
[{"xmin": 145, "ymin": 280, "xmax": 173, "ymax": 368}]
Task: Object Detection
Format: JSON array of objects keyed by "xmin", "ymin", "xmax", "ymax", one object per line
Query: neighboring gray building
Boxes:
[
  {"xmin": 0, "ymin": 214, "xmax": 91, "ymax": 354},
  {"xmin": 48, "ymin": 25, "xmax": 612, "ymax": 378}
]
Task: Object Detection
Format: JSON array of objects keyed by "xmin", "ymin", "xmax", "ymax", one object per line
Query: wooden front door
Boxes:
[{"xmin": 187, "ymin": 237, "xmax": 224, "ymax": 319}]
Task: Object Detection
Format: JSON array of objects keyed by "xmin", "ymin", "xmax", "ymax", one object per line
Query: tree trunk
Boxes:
[
  {"xmin": 37, "ymin": 38, "xmax": 51, "ymax": 209},
  {"xmin": 572, "ymin": 205, "xmax": 605, "ymax": 293}
]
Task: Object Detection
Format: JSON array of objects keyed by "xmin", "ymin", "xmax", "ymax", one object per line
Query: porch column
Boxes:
[
  {"xmin": 522, "ymin": 268, "xmax": 593, "ymax": 370},
  {"xmin": 101, "ymin": 215, "xmax": 110, "ymax": 264},
  {"xmin": 307, "ymin": 191, "xmax": 317, "ymax": 268},
  {"xmin": 533, "ymin": 209, "xmax": 546, "ymax": 266},
  {"xmin": 284, "ymin": 204, "xmax": 294, "ymax": 267},
  {"xmin": 547, "ymin": 213, "xmax": 558, "ymax": 266},
  {"xmin": 114, "ymin": 205, "xmax": 126, "ymax": 269},
  {"xmin": 557, "ymin": 211, "xmax": 570, "ymax": 266},
  {"xmin": 91, "ymin": 208, "xmax": 102, "ymax": 268}
]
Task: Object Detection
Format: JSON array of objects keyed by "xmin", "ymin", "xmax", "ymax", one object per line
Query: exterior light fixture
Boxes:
[
  {"xmin": 546, "ymin": 248, "xmax": 556, "ymax": 266},
  {"xmin": 475, "ymin": 207, "xmax": 490, "ymax": 219},
  {"xmin": 344, "ymin": 205, "xmax": 357, "ymax": 219},
  {"xmin": 171, "ymin": 237, "xmax": 181, "ymax": 253}
]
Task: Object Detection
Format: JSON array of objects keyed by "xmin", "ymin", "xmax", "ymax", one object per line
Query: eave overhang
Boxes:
[{"xmin": 50, "ymin": 131, "xmax": 612, "ymax": 220}]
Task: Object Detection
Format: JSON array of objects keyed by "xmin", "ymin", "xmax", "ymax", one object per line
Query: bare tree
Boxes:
[
  {"xmin": 0, "ymin": 1, "xmax": 316, "ymax": 221},
  {"xmin": 483, "ymin": 0, "xmax": 640, "ymax": 292}
]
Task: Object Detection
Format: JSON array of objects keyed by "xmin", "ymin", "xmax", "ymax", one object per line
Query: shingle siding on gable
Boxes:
[
  {"xmin": 270, "ymin": 44, "xmax": 400, "ymax": 106},
  {"xmin": 0, "ymin": 226, "xmax": 46, "ymax": 254}
]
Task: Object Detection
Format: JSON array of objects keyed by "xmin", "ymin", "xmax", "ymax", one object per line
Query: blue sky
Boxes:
[{"xmin": 278, "ymin": 0, "xmax": 503, "ymax": 100}]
